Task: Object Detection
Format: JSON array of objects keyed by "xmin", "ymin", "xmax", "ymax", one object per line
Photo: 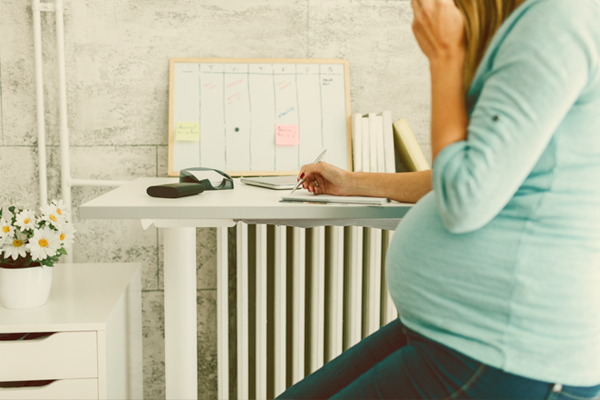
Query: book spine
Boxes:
[
  {"xmin": 351, "ymin": 113, "xmax": 362, "ymax": 172},
  {"xmin": 375, "ymin": 115, "xmax": 385, "ymax": 173},
  {"xmin": 361, "ymin": 116, "xmax": 370, "ymax": 173},
  {"xmin": 381, "ymin": 111, "xmax": 396, "ymax": 173},
  {"xmin": 368, "ymin": 113, "xmax": 378, "ymax": 173},
  {"xmin": 392, "ymin": 118, "xmax": 430, "ymax": 172}
]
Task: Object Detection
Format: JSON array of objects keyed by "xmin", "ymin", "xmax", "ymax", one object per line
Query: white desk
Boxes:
[{"xmin": 79, "ymin": 177, "xmax": 412, "ymax": 400}]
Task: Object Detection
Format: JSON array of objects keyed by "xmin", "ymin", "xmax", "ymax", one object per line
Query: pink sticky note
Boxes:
[{"xmin": 275, "ymin": 125, "xmax": 299, "ymax": 146}]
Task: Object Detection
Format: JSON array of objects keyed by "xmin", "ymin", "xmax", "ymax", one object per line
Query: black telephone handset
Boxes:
[{"xmin": 146, "ymin": 167, "xmax": 234, "ymax": 198}]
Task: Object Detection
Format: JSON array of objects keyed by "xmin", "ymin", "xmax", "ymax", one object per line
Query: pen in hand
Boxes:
[{"xmin": 290, "ymin": 149, "xmax": 327, "ymax": 194}]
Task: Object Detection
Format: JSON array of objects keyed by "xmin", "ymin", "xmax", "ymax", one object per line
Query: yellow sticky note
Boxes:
[{"xmin": 176, "ymin": 122, "xmax": 200, "ymax": 141}]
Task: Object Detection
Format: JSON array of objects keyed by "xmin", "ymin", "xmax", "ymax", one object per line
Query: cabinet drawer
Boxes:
[
  {"xmin": 0, "ymin": 331, "xmax": 97, "ymax": 381},
  {"xmin": 0, "ymin": 378, "xmax": 98, "ymax": 399}
]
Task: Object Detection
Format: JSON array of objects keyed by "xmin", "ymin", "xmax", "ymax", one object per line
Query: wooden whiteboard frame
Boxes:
[{"xmin": 168, "ymin": 58, "xmax": 352, "ymax": 177}]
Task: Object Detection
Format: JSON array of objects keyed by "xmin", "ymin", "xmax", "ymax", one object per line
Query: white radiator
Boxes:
[{"xmin": 216, "ymin": 224, "xmax": 399, "ymax": 400}]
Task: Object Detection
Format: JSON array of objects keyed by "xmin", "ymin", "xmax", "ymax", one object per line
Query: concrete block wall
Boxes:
[{"xmin": 0, "ymin": 0, "xmax": 431, "ymax": 398}]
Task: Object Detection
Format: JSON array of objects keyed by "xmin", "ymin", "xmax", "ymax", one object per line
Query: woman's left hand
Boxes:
[{"xmin": 411, "ymin": 0, "xmax": 465, "ymax": 62}]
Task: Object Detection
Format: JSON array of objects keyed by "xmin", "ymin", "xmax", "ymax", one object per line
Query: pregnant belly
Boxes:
[{"xmin": 385, "ymin": 192, "xmax": 518, "ymax": 326}]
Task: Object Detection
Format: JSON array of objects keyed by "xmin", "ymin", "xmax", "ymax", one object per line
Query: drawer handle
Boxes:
[
  {"xmin": 0, "ymin": 380, "xmax": 56, "ymax": 389},
  {"xmin": 0, "ymin": 332, "xmax": 56, "ymax": 341}
]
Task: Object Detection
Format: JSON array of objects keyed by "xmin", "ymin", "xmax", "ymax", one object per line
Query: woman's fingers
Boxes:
[
  {"xmin": 300, "ymin": 162, "xmax": 326, "ymax": 177},
  {"xmin": 299, "ymin": 163, "xmax": 325, "ymax": 183},
  {"xmin": 302, "ymin": 173, "xmax": 321, "ymax": 193},
  {"xmin": 410, "ymin": 0, "xmax": 464, "ymax": 60},
  {"xmin": 297, "ymin": 163, "xmax": 328, "ymax": 193},
  {"xmin": 306, "ymin": 176, "xmax": 326, "ymax": 195},
  {"xmin": 296, "ymin": 161, "xmax": 348, "ymax": 195}
]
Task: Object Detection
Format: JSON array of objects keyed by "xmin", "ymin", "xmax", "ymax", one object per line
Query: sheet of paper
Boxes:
[
  {"xmin": 275, "ymin": 124, "xmax": 299, "ymax": 146},
  {"xmin": 176, "ymin": 122, "xmax": 200, "ymax": 141}
]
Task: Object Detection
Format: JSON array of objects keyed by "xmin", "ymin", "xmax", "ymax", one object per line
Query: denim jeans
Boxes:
[{"xmin": 276, "ymin": 318, "xmax": 600, "ymax": 400}]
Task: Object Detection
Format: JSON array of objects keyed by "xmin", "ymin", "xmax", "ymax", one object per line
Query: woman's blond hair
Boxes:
[{"xmin": 455, "ymin": 0, "xmax": 525, "ymax": 92}]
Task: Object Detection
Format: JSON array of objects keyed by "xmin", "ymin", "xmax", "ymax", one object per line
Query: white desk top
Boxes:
[
  {"xmin": 0, "ymin": 263, "xmax": 140, "ymax": 333},
  {"xmin": 79, "ymin": 177, "xmax": 412, "ymax": 220}
]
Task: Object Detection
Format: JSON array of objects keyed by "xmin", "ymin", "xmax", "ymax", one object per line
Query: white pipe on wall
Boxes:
[
  {"xmin": 54, "ymin": 0, "xmax": 71, "ymax": 216},
  {"xmin": 53, "ymin": 0, "xmax": 74, "ymax": 263},
  {"xmin": 31, "ymin": 0, "xmax": 131, "ymax": 263},
  {"xmin": 32, "ymin": 0, "xmax": 48, "ymax": 206}
]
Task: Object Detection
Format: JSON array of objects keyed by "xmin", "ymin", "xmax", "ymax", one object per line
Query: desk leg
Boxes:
[{"xmin": 163, "ymin": 227, "xmax": 198, "ymax": 400}]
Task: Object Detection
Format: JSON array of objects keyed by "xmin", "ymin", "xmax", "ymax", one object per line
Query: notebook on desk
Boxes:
[{"xmin": 281, "ymin": 191, "xmax": 389, "ymax": 205}]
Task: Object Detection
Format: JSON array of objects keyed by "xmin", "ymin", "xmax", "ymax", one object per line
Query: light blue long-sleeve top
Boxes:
[{"xmin": 387, "ymin": 0, "xmax": 600, "ymax": 386}]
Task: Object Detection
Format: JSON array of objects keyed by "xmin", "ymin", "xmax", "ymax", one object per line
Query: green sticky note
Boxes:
[{"xmin": 176, "ymin": 122, "xmax": 200, "ymax": 141}]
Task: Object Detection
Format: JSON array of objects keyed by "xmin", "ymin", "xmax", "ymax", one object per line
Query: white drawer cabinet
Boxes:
[{"xmin": 0, "ymin": 263, "xmax": 142, "ymax": 400}]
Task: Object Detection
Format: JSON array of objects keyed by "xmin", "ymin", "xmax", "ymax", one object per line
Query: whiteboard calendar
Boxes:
[{"xmin": 168, "ymin": 58, "xmax": 352, "ymax": 176}]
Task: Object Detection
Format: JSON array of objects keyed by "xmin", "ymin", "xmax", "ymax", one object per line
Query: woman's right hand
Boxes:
[
  {"xmin": 410, "ymin": 0, "xmax": 465, "ymax": 63},
  {"xmin": 298, "ymin": 161, "xmax": 352, "ymax": 196}
]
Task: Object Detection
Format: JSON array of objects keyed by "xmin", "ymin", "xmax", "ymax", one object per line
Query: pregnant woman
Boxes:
[{"xmin": 277, "ymin": 0, "xmax": 600, "ymax": 398}]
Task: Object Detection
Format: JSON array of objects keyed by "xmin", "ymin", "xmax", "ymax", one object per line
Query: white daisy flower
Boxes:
[
  {"xmin": 0, "ymin": 219, "xmax": 14, "ymax": 239},
  {"xmin": 58, "ymin": 222, "xmax": 76, "ymax": 247},
  {"xmin": 25, "ymin": 226, "xmax": 61, "ymax": 261},
  {"xmin": 50, "ymin": 199, "xmax": 70, "ymax": 222},
  {"xmin": 40, "ymin": 203, "xmax": 66, "ymax": 228},
  {"xmin": 2, "ymin": 230, "xmax": 29, "ymax": 261},
  {"xmin": 15, "ymin": 209, "xmax": 37, "ymax": 231}
]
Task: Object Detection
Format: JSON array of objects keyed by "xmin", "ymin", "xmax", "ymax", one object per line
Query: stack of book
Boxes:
[{"xmin": 351, "ymin": 112, "xmax": 430, "ymax": 173}]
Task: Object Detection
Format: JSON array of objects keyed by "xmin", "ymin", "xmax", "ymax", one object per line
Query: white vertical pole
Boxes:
[
  {"xmin": 217, "ymin": 227, "xmax": 229, "ymax": 400},
  {"xmin": 32, "ymin": 0, "xmax": 48, "ymax": 207},
  {"xmin": 292, "ymin": 227, "xmax": 306, "ymax": 384},
  {"xmin": 275, "ymin": 226, "xmax": 287, "ymax": 397},
  {"xmin": 363, "ymin": 228, "xmax": 382, "ymax": 337},
  {"xmin": 345, "ymin": 226, "xmax": 363, "ymax": 349},
  {"xmin": 274, "ymin": 226, "xmax": 287, "ymax": 397},
  {"xmin": 236, "ymin": 222, "xmax": 249, "ymax": 400},
  {"xmin": 54, "ymin": 0, "xmax": 73, "ymax": 263},
  {"xmin": 163, "ymin": 227, "xmax": 198, "ymax": 400},
  {"xmin": 310, "ymin": 226, "xmax": 325, "ymax": 373},
  {"xmin": 384, "ymin": 230, "xmax": 398, "ymax": 324},
  {"xmin": 327, "ymin": 226, "xmax": 344, "ymax": 362},
  {"xmin": 255, "ymin": 224, "xmax": 268, "ymax": 400}
]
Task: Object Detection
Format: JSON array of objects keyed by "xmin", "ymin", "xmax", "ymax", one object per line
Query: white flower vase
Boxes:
[{"xmin": 0, "ymin": 264, "xmax": 53, "ymax": 309}]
